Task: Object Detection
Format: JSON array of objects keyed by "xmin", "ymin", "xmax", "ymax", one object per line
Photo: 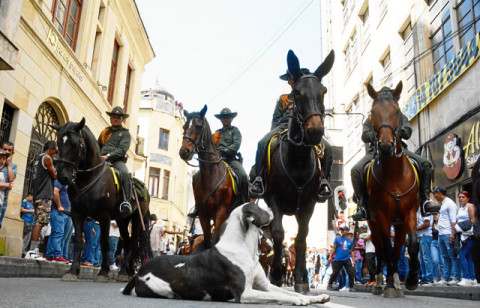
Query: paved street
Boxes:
[{"xmin": 1, "ymin": 277, "xmax": 479, "ymax": 308}]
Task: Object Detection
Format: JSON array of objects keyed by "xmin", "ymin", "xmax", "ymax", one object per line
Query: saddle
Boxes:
[
  {"xmin": 109, "ymin": 166, "xmax": 148, "ymax": 202},
  {"xmin": 223, "ymin": 161, "xmax": 239, "ymax": 197}
]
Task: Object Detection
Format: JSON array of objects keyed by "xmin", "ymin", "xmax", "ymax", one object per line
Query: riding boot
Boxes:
[
  {"xmin": 351, "ymin": 174, "xmax": 370, "ymax": 221},
  {"xmin": 419, "ymin": 169, "xmax": 439, "ymax": 217},
  {"xmin": 317, "ymin": 150, "xmax": 333, "ymax": 202},
  {"xmin": 120, "ymin": 178, "xmax": 132, "ymax": 214}
]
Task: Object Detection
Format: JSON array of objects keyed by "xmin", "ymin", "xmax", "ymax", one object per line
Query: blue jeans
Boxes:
[
  {"xmin": 431, "ymin": 239, "xmax": 443, "ymax": 280},
  {"xmin": 61, "ymin": 216, "xmax": 73, "ymax": 259},
  {"xmin": 459, "ymin": 239, "xmax": 475, "ymax": 280},
  {"xmin": 109, "ymin": 236, "xmax": 119, "ymax": 266},
  {"xmin": 0, "ymin": 199, "xmax": 7, "ymax": 227},
  {"xmin": 91, "ymin": 223, "xmax": 101, "ymax": 265},
  {"xmin": 419, "ymin": 236, "xmax": 433, "ymax": 281},
  {"xmin": 46, "ymin": 209, "xmax": 68, "ymax": 258},
  {"xmin": 438, "ymin": 234, "xmax": 460, "ymax": 280},
  {"xmin": 82, "ymin": 220, "xmax": 95, "ymax": 263},
  {"xmin": 355, "ymin": 259, "xmax": 363, "ymax": 282},
  {"xmin": 398, "ymin": 245, "xmax": 409, "ymax": 281}
]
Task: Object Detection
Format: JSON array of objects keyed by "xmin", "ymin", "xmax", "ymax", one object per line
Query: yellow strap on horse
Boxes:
[
  {"xmin": 223, "ymin": 161, "xmax": 237, "ymax": 196},
  {"xmin": 406, "ymin": 156, "xmax": 420, "ymax": 187},
  {"xmin": 366, "ymin": 160, "xmax": 374, "ymax": 191},
  {"xmin": 110, "ymin": 167, "xmax": 120, "ymax": 192},
  {"xmin": 366, "ymin": 158, "xmax": 420, "ymax": 190},
  {"xmin": 267, "ymin": 130, "xmax": 288, "ymax": 174}
]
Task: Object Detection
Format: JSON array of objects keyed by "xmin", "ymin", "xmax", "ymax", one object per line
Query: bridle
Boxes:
[
  {"xmin": 287, "ymin": 75, "xmax": 325, "ymax": 146},
  {"xmin": 372, "ymin": 112, "xmax": 403, "ymax": 159},
  {"xmin": 182, "ymin": 115, "xmax": 222, "ymax": 166}
]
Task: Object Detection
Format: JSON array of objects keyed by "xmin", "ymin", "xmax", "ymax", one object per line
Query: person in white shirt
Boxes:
[
  {"xmin": 149, "ymin": 214, "xmax": 182, "ymax": 257},
  {"xmin": 359, "ymin": 225, "xmax": 376, "ymax": 286},
  {"xmin": 417, "ymin": 209, "xmax": 434, "ymax": 285},
  {"xmin": 433, "ymin": 186, "xmax": 461, "ymax": 285},
  {"xmin": 109, "ymin": 220, "xmax": 120, "ymax": 270}
]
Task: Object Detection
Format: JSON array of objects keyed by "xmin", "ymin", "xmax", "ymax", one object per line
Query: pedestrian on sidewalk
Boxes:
[
  {"xmin": 45, "ymin": 180, "xmax": 70, "ymax": 263},
  {"xmin": 359, "ymin": 224, "xmax": 376, "ymax": 286},
  {"xmin": 431, "ymin": 213, "xmax": 444, "ymax": 283},
  {"xmin": 417, "ymin": 208, "xmax": 434, "ymax": 285},
  {"xmin": 0, "ymin": 141, "xmax": 17, "ymax": 230},
  {"xmin": 20, "ymin": 192, "xmax": 34, "ymax": 256},
  {"xmin": 109, "ymin": 220, "xmax": 120, "ymax": 270},
  {"xmin": 354, "ymin": 230, "xmax": 365, "ymax": 284},
  {"xmin": 327, "ymin": 226, "xmax": 356, "ymax": 292}
]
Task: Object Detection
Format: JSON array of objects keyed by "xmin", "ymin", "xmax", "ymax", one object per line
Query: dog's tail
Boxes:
[{"xmin": 120, "ymin": 275, "xmax": 137, "ymax": 295}]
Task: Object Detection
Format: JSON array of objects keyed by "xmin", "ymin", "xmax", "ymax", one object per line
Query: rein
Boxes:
[
  {"xmin": 183, "ymin": 116, "xmax": 222, "ymax": 167},
  {"xmin": 195, "ymin": 163, "xmax": 228, "ymax": 208}
]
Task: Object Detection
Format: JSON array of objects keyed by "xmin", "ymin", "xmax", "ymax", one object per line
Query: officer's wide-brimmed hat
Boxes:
[
  {"xmin": 214, "ymin": 107, "xmax": 237, "ymax": 119},
  {"xmin": 279, "ymin": 68, "xmax": 311, "ymax": 80},
  {"xmin": 106, "ymin": 106, "xmax": 129, "ymax": 119}
]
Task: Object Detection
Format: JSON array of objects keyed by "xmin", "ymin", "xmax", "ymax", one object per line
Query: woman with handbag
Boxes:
[{"xmin": 455, "ymin": 191, "xmax": 477, "ymax": 286}]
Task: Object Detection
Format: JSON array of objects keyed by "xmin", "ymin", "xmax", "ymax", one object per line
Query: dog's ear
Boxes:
[{"xmin": 242, "ymin": 215, "xmax": 254, "ymax": 232}]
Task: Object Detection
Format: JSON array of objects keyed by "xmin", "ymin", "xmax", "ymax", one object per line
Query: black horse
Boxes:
[
  {"xmin": 265, "ymin": 50, "xmax": 334, "ymax": 294},
  {"xmin": 470, "ymin": 157, "xmax": 480, "ymax": 283},
  {"xmin": 52, "ymin": 118, "xmax": 151, "ymax": 282}
]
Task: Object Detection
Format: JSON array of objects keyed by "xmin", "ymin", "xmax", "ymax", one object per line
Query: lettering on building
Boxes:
[{"xmin": 46, "ymin": 29, "xmax": 84, "ymax": 82}]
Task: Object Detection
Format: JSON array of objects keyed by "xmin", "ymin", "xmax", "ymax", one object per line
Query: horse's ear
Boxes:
[
  {"xmin": 314, "ymin": 50, "xmax": 335, "ymax": 80},
  {"xmin": 74, "ymin": 117, "xmax": 86, "ymax": 131},
  {"xmin": 366, "ymin": 83, "xmax": 377, "ymax": 100},
  {"xmin": 287, "ymin": 50, "xmax": 302, "ymax": 81},
  {"xmin": 199, "ymin": 104, "xmax": 207, "ymax": 118},
  {"xmin": 392, "ymin": 81, "xmax": 403, "ymax": 101},
  {"xmin": 50, "ymin": 124, "xmax": 61, "ymax": 131},
  {"xmin": 183, "ymin": 110, "xmax": 190, "ymax": 118}
]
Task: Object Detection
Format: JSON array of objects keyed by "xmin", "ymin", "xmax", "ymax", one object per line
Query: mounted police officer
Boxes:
[
  {"xmin": 98, "ymin": 106, "xmax": 132, "ymax": 214},
  {"xmin": 350, "ymin": 91, "xmax": 437, "ymax": 221},
  {"xmin": 213, "ymin": 108, "xmax": 248, "ymax": 202},
  {"xmin": 249, "ymin": 69, "xmax": 333, "ymax": 202}
]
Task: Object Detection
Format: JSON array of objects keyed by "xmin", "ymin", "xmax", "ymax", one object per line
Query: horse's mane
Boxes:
[{"xmin": 59, "ymin": 122, "xmax": 101, "ymax": 154}]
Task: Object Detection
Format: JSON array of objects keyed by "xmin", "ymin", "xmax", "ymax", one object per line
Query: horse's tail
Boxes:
[{"xmin": 121, "ymin": 275, "xmax": 137, "ymax": 295}]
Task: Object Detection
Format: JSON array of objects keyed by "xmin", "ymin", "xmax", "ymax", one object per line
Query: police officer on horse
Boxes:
[
  {"xmin": 98, "ymin": 106, "xmax": 132, "ymax": 214},
  {"xmin": 249, "ymin": 69, "xmax": 333, "ymax": 201}
]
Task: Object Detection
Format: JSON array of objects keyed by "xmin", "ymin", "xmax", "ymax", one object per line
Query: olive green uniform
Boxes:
[{"xmin": 98, "ymin": 126, "xmax": 131, "ymax": 199}]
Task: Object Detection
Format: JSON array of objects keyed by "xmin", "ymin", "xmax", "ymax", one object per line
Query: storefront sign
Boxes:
[
  {"xmin": 403, "ymin": 32, "xmax": 480, "ymax": 120},
  {"xmin": 46, "ymin": 29, "xmax": 84, "ymax": 82},
  {"xmin": 430, "ymin": 112, "xmax": 480, "ymax": 187}
]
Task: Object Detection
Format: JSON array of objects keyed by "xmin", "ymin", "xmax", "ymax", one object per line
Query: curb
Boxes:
[
  {"xmin": 353, "ymin": 284, "xmax": 480, "ymax": 300},
  {"xmin": 0, "ymin": 256, "xmax": 118, "ymax": 280}
]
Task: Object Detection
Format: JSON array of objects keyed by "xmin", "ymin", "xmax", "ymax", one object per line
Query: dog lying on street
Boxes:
[{"xmin": 121, "ymin": 201, "xmax": 330, "ymax": 305}]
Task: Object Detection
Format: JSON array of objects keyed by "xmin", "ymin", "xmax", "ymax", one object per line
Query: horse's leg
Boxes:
[
  {"xmin": 116, "ymin": 219, "xmax": 130, "ymax": 282},
  {"xmin": 95, "ymin": 217, "xmax": 110, "ymax": 282},
  {"xmin": 370, "ymin": 222, "xmax": 384, "ymax": 295},
  {"xmin": 269, "ymin": 203, "xmax": 285, "ymax": 287},
  {"xmin": 198, "ymin": 205, "xmax": 212, "ymax": 251},
  {"xmin": 405, "ymin": 209, "xmax": 420, "ymax": 291},
  {"xmin": 62, "ymin": 211, "xmax": 85, "ymax": 281},
  {"xmin": 383, "ymin": 232, "xmax": 398, "ymax": 298},
  {"xmin": 389, "ymin": 223, "xmax": 406, "ymax": 297},
  {"xmin": 128, "ymin": 215, "xmax": 142, "ymax": 277},
  {"xmin": 293, "ymin": 205, "xmax": 314, "ymax": 294},
  {"xmin": 212, "ymin": 202, "xmax": 228, "ymax": 245}
]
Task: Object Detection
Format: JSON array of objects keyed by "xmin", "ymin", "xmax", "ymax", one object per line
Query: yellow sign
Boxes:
[{"xmin": 403, "ymin": 32, "xmax": 480, "ymax": 120}]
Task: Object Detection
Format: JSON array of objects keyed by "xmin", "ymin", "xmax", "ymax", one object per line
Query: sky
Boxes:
[{"xmin": 136, "ymin": 0, "xmax": 325, "ymax": 169}]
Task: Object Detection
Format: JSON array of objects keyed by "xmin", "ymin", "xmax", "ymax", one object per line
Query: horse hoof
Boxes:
[
  {"xmin": 384, "ymin": 288, "xmax": 397, "ymax": 298},
  {"xmin": 116, "ymin": 274, "xmax": 130, "ymax": 282},
  {"xmin": 372, "ymin": 286, "xmax": 383, "ymax": 295},
  {"xmin": 294, "ymin": 283, "xmax": 309, "ymax": 295},
  {"xmin": 62, "ymin": 273, "xmax": 78, "ymax": 282},
  {"xmin": 396, "ymin": 288, "xmax": 405, "ymax": 297},
  {"xmin": 405, "ymin": 281, "xmax": 418, "ymax": 290},
  {"xmin": 95, "ymin": 275, "xmax": 109, "ymax": 283}
]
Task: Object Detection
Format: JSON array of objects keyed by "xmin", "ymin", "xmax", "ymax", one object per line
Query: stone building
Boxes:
[{"xmin": 0, "ymin": 0, "xmax": 154, "ymax": 256}]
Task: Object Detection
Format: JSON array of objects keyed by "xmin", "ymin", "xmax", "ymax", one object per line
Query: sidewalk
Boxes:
[{"xmin": 0, "ymin": 256, "xmax": 118, "ymax": 280}]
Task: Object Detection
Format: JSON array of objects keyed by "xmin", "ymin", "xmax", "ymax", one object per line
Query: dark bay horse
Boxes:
[
  {"xmin": 53, "ymin": 118, "xmax": 150, "ymax": 282},
  {"xmin": 179, "ymin": 106, "xmax": 241, "ymax": 249},
  {"xmin": 266, "ymin": 49, "xmax": 334, "ymax": 294},
  {"xmin": 365, "ymin": 81, "xmax": 420, "ymax": 297}
]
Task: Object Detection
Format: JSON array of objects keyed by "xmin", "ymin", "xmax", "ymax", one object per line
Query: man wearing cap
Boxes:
[
  {"xmin": 327, "ymin": 225, "xmax": 356, "ymax": 292},
  {"xmin": 98, "ymin": 106, "xmax": 132, "ymax": 213},
  {"xmin": 249, "ymin": 69, "xmax": 333, "ymax": 201},
  {"xmin": 350, "ymin": 108, "xmax": 436, "ymax": 221},
  {"xmin": 212, "ymin": 107, "xmax": 248, "ymax": 202},
  {"xmin": 432, "ymin": 186, "xmax": 461, "ymax": 285}
]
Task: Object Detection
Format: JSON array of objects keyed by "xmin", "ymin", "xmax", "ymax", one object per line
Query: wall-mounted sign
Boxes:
[
  {"xmin": 46, "ymin": 29, "xmax": 84, "ymax": 82},
  {"xmin": 403, "ymin": 32, "xmax": 480, "ymax": 120},
  {"xmin": 442, "ymin": 134, "xmax": 464, "ymax": 179}
]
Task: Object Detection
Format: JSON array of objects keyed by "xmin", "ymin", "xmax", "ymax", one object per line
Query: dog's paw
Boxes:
[
  {"xmin": 312, "ymin": 294, "xmax": 330, "ymax": 303},
  {"xmin": 293, "ymin": 297, "xmax": 311, "ymax": 306}
]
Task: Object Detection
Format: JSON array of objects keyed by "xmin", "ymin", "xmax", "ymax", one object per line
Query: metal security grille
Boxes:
[
  {"xmin": 0, "ymin": 103, "xmax": 14, "ymax": 145},
  {"xmin": 23, "ymin": 102, "xmax": 60, "ymax": 197}
]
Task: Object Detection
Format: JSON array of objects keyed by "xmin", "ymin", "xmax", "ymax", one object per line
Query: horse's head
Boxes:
[
  {"xmin": 51, "ymin": 118, "xmax": 87, "ymax": 185},
  {"xmin": 287, "ymin": 49, "xmax": 334, "ymax": 146},
  {"xmin": 367, "ymin": 81, "xmax": 403, "ymax": 157},
  {"xmin": 179, "ymin": 105, "xmax": 208, "ymax": 161}
]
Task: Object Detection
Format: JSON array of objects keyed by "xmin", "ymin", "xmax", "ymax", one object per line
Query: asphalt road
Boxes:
[{"xmin": 0, "ymin": 278, "xmax": 479, "ymax": 308}]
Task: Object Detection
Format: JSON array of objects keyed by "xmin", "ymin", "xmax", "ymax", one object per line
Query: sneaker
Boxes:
[
  {"xmin": 339, "ymin": 287, "xmax": 349, "ymax": 292},
  {"xmin": 457, "ymin": 279, "xmax": 471, "ymax": 286},
  {"xmin": 327, "ymin": 285, "xmax": 336, "ymax": 291},
  {"xmin": 110, "ymin": 264, "xmax": 119, "ymax": 271},
  {"xmin": 422, "ymin": 281, "xmax": 434, "ymax": 286},
  {"xmin": 45, "ymin": 256, "xmax": 53, "ymax": 261},
  {"xmin": 471, "ymin": 279, "xmax": 479, "ymax": 286},
  {"xmin": 435, "ymin": 279, "xmax": 447, "ymax": 286},
  {"xmin": 349, "ymin": 288, "xmax": 357, "ymax": 292},
  {"xmin": 447, "ymin": 278, "xmax": 459, "ymax": 286},
  {"xmin": 53, "ymin": 256, "xmax": 69, "ymax": 263}
]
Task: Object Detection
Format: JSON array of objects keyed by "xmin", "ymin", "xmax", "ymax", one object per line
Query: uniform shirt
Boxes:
[
  {"xmin": 53, "ymin": 180, "xmax": 71, "ymax": 211},
  {"xmin": 438, "ymin": 196, "xmax": 457, "ymax": 235},
  {"xmin": 20, "ymin": 198, "xmax": 35, "ymax": 225},
  {"xmin": 333, "ymin": 235, "xmax": 353, "ymax": 261},
  {"xmin": 417, "ymin": 209, "xmax": 432, "ymax": 237},
  {"xmin": 213, "ymin": 126, "xmax": 242, "ymax": 157},
  {"xmin": 271, "ymin": 93, "xmax": 294, "ymax": 129},
  {"xmin": 97, "ymin": 126, "xmax": 131, "ymax": 162}
]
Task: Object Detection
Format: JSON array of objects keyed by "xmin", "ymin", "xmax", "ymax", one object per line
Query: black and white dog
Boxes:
[{"xmin": 121, "ymin": 201, "xmax": 330, "ymax": 305}]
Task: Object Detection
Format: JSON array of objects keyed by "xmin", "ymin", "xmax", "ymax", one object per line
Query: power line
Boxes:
[{"xmin": 202, "ymin": 0, "xmax": 316, "ymax": 106}]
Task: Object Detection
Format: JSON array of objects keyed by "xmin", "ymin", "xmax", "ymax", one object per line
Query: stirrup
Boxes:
[
  {"xmin": 120, "ymin": 201, "xmax": 132, "ymax": 214},
  {"xmin": 421, "ymin": 199, "xmax": 439, "ymax": 217},
  {"xmin": 318, "ymin": 179, "xmax": 333, "ymax": 199},
  {"xmin": 249, "ymin": 176, "xmax": 265, "ymax": 198},
  {"xmin": 351, "ymin": 208, "xmax": 368, "ymax": 221}
]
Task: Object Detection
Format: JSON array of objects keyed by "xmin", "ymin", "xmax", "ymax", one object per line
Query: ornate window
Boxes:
[
  {"xmin": 148, "ymin": 167, "xmax": 160, "ymax": 198},
  {"xmin": 107, "ymin": 40, "xmax": 119, "ymax": 105},
  {"xmin": 52, "ymin": 0, "xmax": 83, "ymax": 50},
  {"xmin": 123, "ymin": 66, "xmax": 132, "ymax": 113},
  {"xmin": 162, "ymin": 170, "xmax": 170, "ymax": 200}
]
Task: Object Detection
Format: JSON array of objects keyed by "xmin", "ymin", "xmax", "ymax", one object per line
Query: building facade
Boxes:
[
  {"xmin": 321, "ymin": 0, "xmax": 480, "ymax": 216},
  {"xmin": 137, "ymin": 83, "xmax": 191, "ymax": 243},
  {"xmin": 0, "ymin": 0, "xmax": 154, "ymax": 256}
]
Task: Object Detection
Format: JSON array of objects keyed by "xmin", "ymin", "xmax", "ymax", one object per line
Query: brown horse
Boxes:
[
  {"xmin": 366, "ymin": 81, "xmax": 420, "ymax": 297},
  {"xmin": 266, "ymin": 49, "xmax": 334, "ymax": 294},
  {"xmin": 179, "ymin": 106, "xmax": 241, "ymax": 249}
]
